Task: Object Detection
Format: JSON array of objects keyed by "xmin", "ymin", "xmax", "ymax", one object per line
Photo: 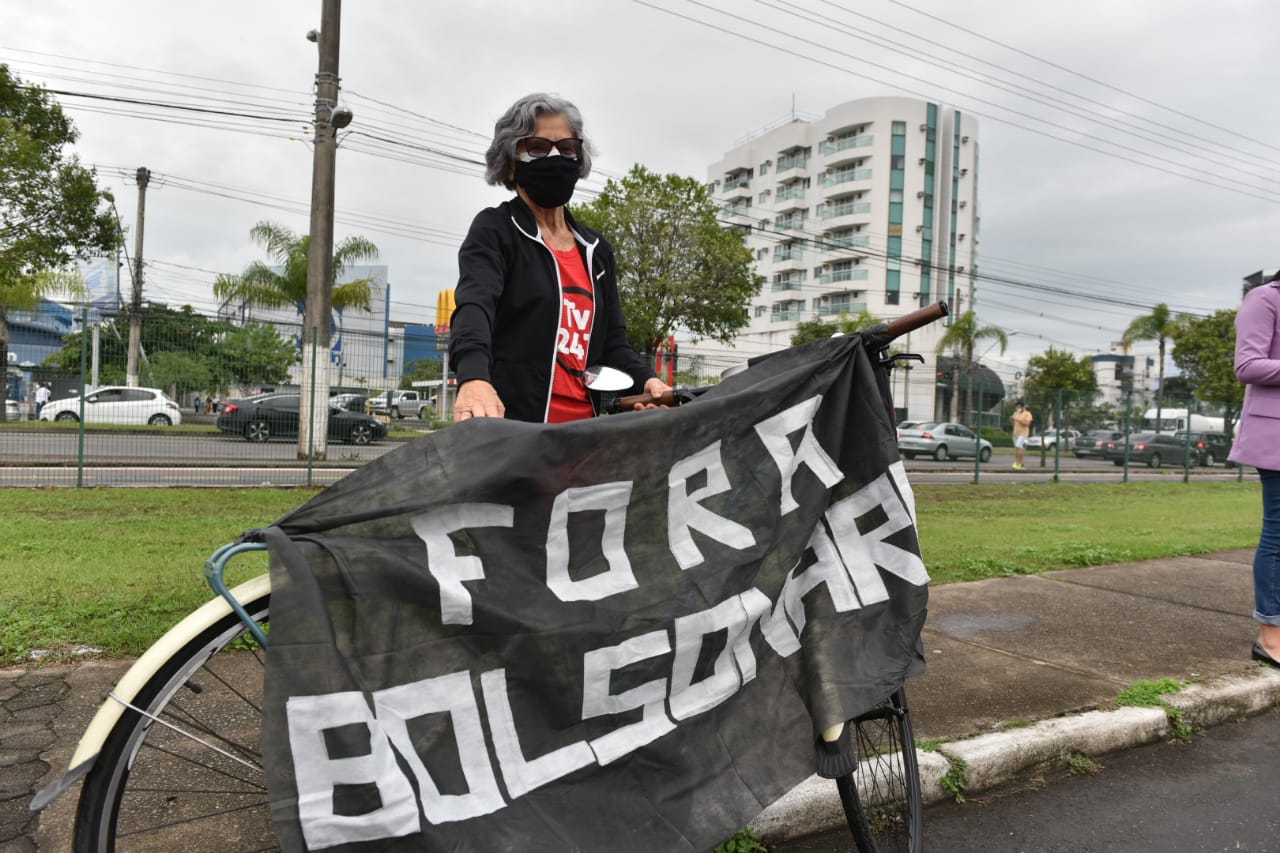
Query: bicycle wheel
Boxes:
[
  {"xmin": 837, "ymin": 686, "xmax": 923, "ymax": 853},
  {"xmin": 74, "ymin": 592, "xmax": 274, "ymax": 852}
]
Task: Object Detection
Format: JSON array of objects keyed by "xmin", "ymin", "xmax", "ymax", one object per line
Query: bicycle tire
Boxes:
[
  {"xmin": 74, "ymin": 592, "xmax": 274, "ymax": 852},
  {"xmin": 837, "ymin": 686, "xmax": 923, "ymax": 853}
]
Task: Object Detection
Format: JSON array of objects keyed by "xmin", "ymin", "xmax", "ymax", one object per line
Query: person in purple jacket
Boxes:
[{"xmin": 1229, "ymin": 270, "xmax": 1280, "ymax": 668}]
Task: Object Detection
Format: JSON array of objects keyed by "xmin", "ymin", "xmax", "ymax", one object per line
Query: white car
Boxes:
[{"xmin": 39, "ymin": 386, "xmax": 183, "ymax": 426}]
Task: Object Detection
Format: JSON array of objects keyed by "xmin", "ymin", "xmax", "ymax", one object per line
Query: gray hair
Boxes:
[{"xmin": 484, "ymin": 93, "xmax": 594, "ymax": 190}]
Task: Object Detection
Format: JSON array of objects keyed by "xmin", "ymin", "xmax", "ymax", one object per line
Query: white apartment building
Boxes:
[{"xmin": 697, "ymin": 97, "xmax": 979, "ymax": 420}]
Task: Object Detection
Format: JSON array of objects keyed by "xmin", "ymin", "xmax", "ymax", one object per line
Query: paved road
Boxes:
[
  {"xmin": 772, "ymin": 707, "xmax": 1280, "ymax": 852},
  {"xmin": 0, "ymin": 430, "xmax": 1252, "ymax": 487}
]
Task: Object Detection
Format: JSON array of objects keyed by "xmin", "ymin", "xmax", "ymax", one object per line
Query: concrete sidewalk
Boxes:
[{"xmin": 5, "ymin": 550, "xmax": 1280, "ymax": 850}]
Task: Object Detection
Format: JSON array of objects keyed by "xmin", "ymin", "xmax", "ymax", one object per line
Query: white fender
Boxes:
[{"xmin": 30, "ymin": 573, "xmax": 271, "ymax": 811}]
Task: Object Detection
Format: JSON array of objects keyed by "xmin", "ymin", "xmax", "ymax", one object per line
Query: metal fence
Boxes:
[
  {"xmin": 925, "ymin": 380, "xmax": 1246, "ymax": 483},
  {"xmin": 2, "ymin": 306, "xmax": 742, "ymax": 487}
]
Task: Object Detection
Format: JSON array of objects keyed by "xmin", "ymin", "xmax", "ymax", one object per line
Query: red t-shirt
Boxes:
[{"xmin": 546, "ymin": 244, "xmax": 596, "ymax": 423}]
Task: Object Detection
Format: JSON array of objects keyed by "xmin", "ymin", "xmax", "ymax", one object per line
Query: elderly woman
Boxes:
[{"xmin": 448, "ymin": 93, "xmax": 670, "ymax": 423}]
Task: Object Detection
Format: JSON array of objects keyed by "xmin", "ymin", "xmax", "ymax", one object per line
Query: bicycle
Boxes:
[{"xmin": 34, "ymin": 301, "xmax": 947, "ymax": 853}]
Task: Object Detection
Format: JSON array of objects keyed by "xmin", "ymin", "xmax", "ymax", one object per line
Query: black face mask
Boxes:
[{"xmin": 515, "ymin": 156, "xmax": 580, "ymax": 209}]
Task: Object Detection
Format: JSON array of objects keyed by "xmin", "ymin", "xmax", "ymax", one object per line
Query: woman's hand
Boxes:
[
  {"xmin": 632, "ymin": 377, "xmax": 674, "ymax": 410},
  {"xmin": 454, "ymin": 380, "xmax": 505, "ymax": 422}
]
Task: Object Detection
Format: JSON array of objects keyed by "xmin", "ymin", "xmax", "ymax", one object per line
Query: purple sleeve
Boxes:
[{"xmin": 1235, "ymin": 286, "xmax": 1280, "ymax": 386}]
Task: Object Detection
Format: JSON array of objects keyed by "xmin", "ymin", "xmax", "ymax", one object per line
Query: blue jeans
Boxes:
[{"xmin": 1256, "ymin": 468, "xmax": 1280, "ymax": 626}]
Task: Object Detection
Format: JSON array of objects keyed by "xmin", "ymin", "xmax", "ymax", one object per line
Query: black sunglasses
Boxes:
[{"xmin": 520, "ymin": 136, "xmax": 584, "ymax": 160}]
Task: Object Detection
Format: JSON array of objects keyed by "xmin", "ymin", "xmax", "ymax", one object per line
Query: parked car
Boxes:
[
  {"xmin": 215, "ymin": 393, "xmax": 387, "ymax": 444},
  {"xmin": 1175, "ymin": 431, "xmax": 1234, "ymax": 467},
  {"xmin": 368, "ymin": 389, "xmax": 434, "ymax": 419},
  {"xmin": 330, "ymin": 393, "xmax": 369, "ymax": 414},
  {"xmin": 897, "ymin": 421, "xmax": 993, "ymax": 462},
  {"xmin": 6, "ymin": 399, "xmax": 21, "ymax": 419},
  {"xmin": 1026, "ymin": 428, "xmax": 1081, "ymax": 451},
  {"xmin": 38, "ymin": 386, "xmax": 182, "ymax": 426},
  {"xmin": 1073, "ymin": 429, "xmax": 1125, "ymax": 458},
  {"xmin": 1102, "ymin": 432, "xmax": 1192, "ymax": 468},
  {"xmin": 896, "ymin": 420, "xmax": 923, "ymax": 434}
]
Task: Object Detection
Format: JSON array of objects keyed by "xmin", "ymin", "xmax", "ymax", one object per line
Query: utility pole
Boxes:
[
  {"xmin": 125, "ymin": 166, "xmax": 149, "ymax": 388},
  {"xmin": 298, "ymin": 0, "xmax": 344, "ymax": 460}
]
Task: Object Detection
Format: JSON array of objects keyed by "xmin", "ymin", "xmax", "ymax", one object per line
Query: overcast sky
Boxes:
[{"xmin": 6, "ymin": 0, "xmax": 1278, "ymax": 384}]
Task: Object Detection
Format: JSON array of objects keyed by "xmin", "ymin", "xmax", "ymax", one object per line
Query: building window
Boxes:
[{"xmin": 759, "ymin": 163, "xmax": 769, "ymax": 175}]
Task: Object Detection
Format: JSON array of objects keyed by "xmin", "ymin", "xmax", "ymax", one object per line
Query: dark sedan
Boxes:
[
  {"xmin": 216, "ymin": 393, "xmax": 387, "ymax": 444},
  {"xmin": 1102, "ymin": 432, "xmax": 1194, "ymax": 468},
  {"xmin": 1175, "ymin": 431, "xmax": 1234, "ymax": 467},
  {"xmin": 1074, "ymin": 429, "xmax": 1125, "ymax": 459}
]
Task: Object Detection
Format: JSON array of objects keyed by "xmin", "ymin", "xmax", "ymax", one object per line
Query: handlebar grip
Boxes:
[
  {"xmin": 880, "ymin": 300, "xmax": 949, "ymax": 342},
  {"xmin": 615, "ymin": 389, "xmax": 678, "ymax": 410}
]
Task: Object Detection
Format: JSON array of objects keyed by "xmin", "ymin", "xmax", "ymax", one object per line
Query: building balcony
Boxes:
[
  {"xmin": 817, "ymin": 301, "xmax": 868, "ymax": 317},
  {"xmin": 821, "ymin": 168, "xmax": 873, "ymax": 188},
  {"xmin": 773, "ymin": 217, "xmax": 807, "ymax": 232},
  {"xmin": 771, "ymin": 311, "xmax": 804, "ymax": 322},
  {"xmin": 722, "ymin": 204, "xmax": 750, "ymax": 218},
  {"xmin": 772, "ymin": 247, "xmax": 803, "ymax": 262},
  {"xmin": 775, "ymin": 184, "xmax": 806, "ymax": 202},
  {"xmin": 818, "ymin": 269, "xmax": 869, "ymax": 285},
  {"xmin": 820, "ymin": 233, "xmax": 871, "ymax": 250},
  {"xmin": 818, "ymin": 201, "xmax": 871, "ymax": 220},
  {"xmin": 723, "ymin": 176, "xmax": 750, "ymax": 190},
  {"xmin": 771, "ymin": 280, "xmax": 804, "ymax": 292},
  {"xmin": 776, "ymin": 154, "xmax": 808, "ymax": 172},
  {"xmin": 820, "ymin": 134, "xmax": 873, "ymax": 156}
]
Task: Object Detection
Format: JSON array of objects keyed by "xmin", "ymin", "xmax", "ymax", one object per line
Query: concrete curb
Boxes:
[{"xmin": 752, "ymin": 667, "xmax": 1280, "ymax": 843}]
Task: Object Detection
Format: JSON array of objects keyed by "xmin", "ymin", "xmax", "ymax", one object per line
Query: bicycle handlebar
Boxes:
[
  {"xmin": 611, "ymin": 300, "xmax": 950, "ymax": 412},
  {"xmin": 865, "ymin": 299, "xmax": 950, "ymax": 348}
]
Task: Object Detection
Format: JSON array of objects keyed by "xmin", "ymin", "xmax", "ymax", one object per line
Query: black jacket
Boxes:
[{"xmin": 448, "ymin": 197, "xmax": 654, "ymax": 423}]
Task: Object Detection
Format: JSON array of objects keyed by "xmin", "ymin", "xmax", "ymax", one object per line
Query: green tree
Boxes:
[
  {"xmin": 573, "ymin": 165, "xmax": 762, "ymax": 355},
  {"xmin": 0, "ymin": 65, "xmax": 117, "ymax": 419},
  {"xmin": 1122, "ymin": 303, "xmax": 1180, "ymax": 436},
  {"xmin": 216, "ymin": 323, "xmax": 297, "ymax": 389},
  {"xmin": 212, "ymin": 221, "xmax": 380, "ymax": 315},
  {"xmin": 401, "ymin": 355, "xmax": 443, "ymax": 389},
  {"xmin": 146, "ymin": 350, "xmax": 212, "ymax": 399},
  {"xmin": 1172, "ymin": 309, "xmax": 1243, "ymax": 435},
  {"xmin": 790, "ymin": 310, "xmax": 882, "ymax": 346},
  {"xmin": 44, "ymin": 305, "xmax": 296, "ymax": 392},
  {"xmin": 934, "ymin": 311, "xmax": 1007, "ymax": 425},
  {"xmin": 1022, "ymin": 347, "xmax": 1100, "ymax": 430}
]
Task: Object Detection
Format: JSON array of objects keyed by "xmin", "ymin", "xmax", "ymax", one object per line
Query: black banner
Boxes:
[{"xmin": 258, "ymin": 334, "xmax": 928, "ymax": 852}]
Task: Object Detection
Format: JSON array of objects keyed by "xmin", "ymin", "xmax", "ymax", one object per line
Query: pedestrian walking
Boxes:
[
  {"xmin": 192, "ymin": 394, "xmax": 202, "ymax": 414},
  {"xmin": 1010, "ymin": 400, "xmax": 1033, "ymax": 469},
  {"xmin": 1228, "ymin": 269, "xmax": 1280, "ymax": 668},
  {"xmin": 34, "ymin": 382, "xmax": 51, "ymax": 419}
]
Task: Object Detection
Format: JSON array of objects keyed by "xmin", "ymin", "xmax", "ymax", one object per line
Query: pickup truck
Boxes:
[{"xmin": 368, "ymin": 390, "xmax": 435, "ymax": 420}]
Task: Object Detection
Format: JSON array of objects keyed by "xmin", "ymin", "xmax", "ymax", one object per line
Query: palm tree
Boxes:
[
  {"xmin": 935, "ymin": 310, "xmax": 1008, "ymax": 425},
  {"xmin": 0, "ymin": 270, "xmax": 84, "ymax": 422},
  {"xmin": 213, "ymin": 222, "xmax": 380, "ymax": 315},
  {"xmin": 1122, "ymin": 303, "xmax": 1179, "ymax": 433}
]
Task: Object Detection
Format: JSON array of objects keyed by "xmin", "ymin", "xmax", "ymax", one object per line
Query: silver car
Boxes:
[{"xmin": 898, "ymin": 421, "xmax": 993, "ymax": 462}]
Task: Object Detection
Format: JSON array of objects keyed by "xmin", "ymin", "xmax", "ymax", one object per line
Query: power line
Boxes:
[
  {"xmin": 630, "ymin": 0, "xmax": 1280, "ymax": 205},
  {"xmin": 881, "ymin": 0, "xmax": 1280, "ymax": 156}
]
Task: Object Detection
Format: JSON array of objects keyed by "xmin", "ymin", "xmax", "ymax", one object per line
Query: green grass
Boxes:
[
  {"xmin": 917, "ymin": 481, "xmax": 1259, "ymax": 584},
  {"xmin": 0, "ymin": 481, "xmax": 1262, "ymax": 663},
  {"xmin": 1116, "ymin": 678, "xmax": 1195, "ymax": 741},
  {"xmin": 0, "ymin": 489, "xmax": 313, "ymax": 663}
]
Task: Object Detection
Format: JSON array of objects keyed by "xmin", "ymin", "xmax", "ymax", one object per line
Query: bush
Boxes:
[{"xmin": 979, "ymin": 428, "xmax": 1013, "ymax": 447}]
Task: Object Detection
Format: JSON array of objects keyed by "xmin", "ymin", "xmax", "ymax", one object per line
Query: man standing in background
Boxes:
[
  {"xmin": 34, "ymin": 382, "xmax": 51, "ymax": 419},
  {"xmin": 1011, "ymin": 400, "xmax": 1033, "ymax": 469}
]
